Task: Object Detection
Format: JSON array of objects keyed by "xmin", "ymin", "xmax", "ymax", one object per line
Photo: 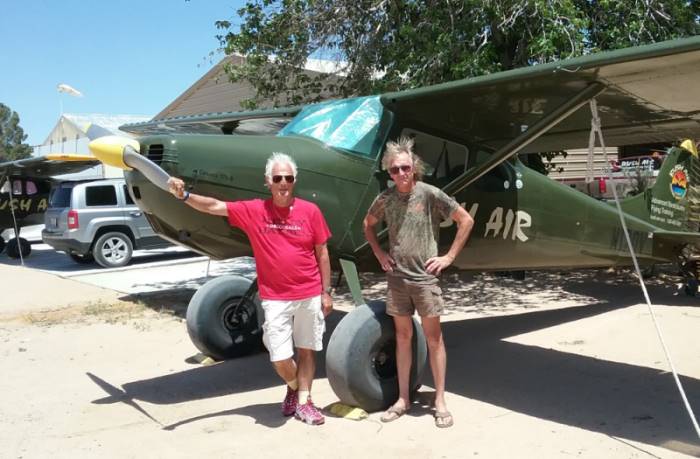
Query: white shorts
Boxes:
[{"xmin": 261, "ymin": 295, "xmax": 325, "ymax": 362}]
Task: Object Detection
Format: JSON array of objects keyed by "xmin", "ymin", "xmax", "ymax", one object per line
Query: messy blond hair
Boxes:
[{"xmin": 381, "ymin": 136, "xmax": 425, "ymax": 181}]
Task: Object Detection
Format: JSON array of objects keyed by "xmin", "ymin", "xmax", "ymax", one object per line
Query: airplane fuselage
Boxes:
[
  {"xmin": 0, "ymin": 177, "xmax": 51, "ymax": 232},
  {"xmin": 125, "ymin": 132, "xmax": 677, "ymax": 273}
]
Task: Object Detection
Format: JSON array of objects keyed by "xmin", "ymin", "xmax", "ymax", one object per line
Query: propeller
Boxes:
[{"xmin": 88, "ymin": 136, "xmax": 171, "ymax": 192}]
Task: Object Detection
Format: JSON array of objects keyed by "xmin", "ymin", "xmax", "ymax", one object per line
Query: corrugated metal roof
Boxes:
[{"xmin": 62, "ymin": 113, "xmax": 151, "ymax": 134}]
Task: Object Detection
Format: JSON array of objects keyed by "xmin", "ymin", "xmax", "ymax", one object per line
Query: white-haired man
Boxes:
[
  {"xmin": 168, "ymin": 152, "xmax": 332, "ymax": 426},
  {"xmin": 364, "ymin": 137, "xmax": 473, "ymax": 428}
]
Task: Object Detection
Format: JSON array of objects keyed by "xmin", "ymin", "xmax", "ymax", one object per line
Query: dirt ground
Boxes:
[{"xmin": 2, "ymin": 263, "xmax": 700, "ymax": 458}]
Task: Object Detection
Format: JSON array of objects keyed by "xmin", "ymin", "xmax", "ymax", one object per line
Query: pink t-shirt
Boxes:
[{"xmin": 226, "ymin": 198, "xmax": 331, "ymax": 300}]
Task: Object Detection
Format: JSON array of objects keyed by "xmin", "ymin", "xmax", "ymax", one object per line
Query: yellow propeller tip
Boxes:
[{"xmin": 88, "ymin": 136, "xmax": 140, "ymax": 170}]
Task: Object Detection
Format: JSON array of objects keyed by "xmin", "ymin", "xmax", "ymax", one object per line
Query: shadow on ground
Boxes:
[
  {"xmin": 0, "ymin": 243, "xmax": 198, "ymax": 273},
  {"xmin": 88, "ymin": 266, "xmax": 700, "ymax": 455}
]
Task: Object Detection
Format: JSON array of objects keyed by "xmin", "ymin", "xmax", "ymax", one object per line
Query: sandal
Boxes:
[
  {"xmin": 380, "ymin": 404, "xmax": 408, "ymax": 423},
  {"xmin": 434, "ymin": 410, "xmax": 454, "ymax": 428}
]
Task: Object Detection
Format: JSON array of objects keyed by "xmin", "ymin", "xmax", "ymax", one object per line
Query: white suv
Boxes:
[{"xmin": 42, "ymin": 179, "xmax": 170, "ymax": 268}]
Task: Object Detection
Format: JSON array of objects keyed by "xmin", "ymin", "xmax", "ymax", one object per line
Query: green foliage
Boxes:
[
  {"xmin": 523, "ymin": 150, "xmax": 569, "ymax": 176},
  {"xmin": 217, "ymin": 0, "xmax": 699, "ymax": 108},
  {"xmin": 0, "ymin": 103, "xmax": 32, "ymax": 162}
]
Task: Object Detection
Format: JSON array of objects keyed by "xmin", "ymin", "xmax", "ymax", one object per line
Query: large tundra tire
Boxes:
[
  {"xmin": 325, "ymin": 300, "xmax": 428, "ymax": 412},
  {"xmin": 186, "ymin": 275, "xmax": 264, "ymax": 360}
]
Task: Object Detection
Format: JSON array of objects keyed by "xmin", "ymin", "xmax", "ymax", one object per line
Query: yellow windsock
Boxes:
[
  {"xmin": 88, "ymin": 136, "xmax": 140, "ymax": 170},
  {"xmin": 680, "ymin": 139, "xmax": 698, "ymax": 157}
]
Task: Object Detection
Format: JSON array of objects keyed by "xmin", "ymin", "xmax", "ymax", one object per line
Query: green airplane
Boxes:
[{"xmin": 89, "ymin": 36, "xmax": 700, "ymax": 412}]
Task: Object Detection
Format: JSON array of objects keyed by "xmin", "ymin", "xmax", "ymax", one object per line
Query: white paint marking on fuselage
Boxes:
[{"xmin": 440, "ymin": 202, "xmax": 531, "ymax": 242}]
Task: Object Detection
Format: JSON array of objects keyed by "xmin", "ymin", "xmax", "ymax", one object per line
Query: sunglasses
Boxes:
[
  {"xmin": 388, "ymin": 165, "xmax": 412, "ymax": 175},
  {"xmin": 272, "ymin": 175, "xmax": 295, "ymax": 184}
]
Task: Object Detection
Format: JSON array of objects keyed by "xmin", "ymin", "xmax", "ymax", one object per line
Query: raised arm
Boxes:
[{"xmin": 167, "ymin": 177, "xmax": 228, "ymax": 216}]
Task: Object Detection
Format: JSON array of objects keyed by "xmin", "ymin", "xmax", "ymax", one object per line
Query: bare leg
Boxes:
[
  {"xmin": 421, "ymin": 316, "xmax": 448, "ymax": 413},
  {"xmin": 296, "ymin": 348, "xmax": 316, "ymax": 395},
  {"xmin": 392, "ymin": 315, "xmax": 414, "ymax": 410},
  {"xmin": 272, "ymin": 357, "xmax": 297, "ymax": 384}
]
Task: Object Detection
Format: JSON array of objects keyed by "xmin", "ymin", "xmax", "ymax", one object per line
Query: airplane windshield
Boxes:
[{"xmin": 278, "ymin": 96, "xmax": 387, "ymax": 159}]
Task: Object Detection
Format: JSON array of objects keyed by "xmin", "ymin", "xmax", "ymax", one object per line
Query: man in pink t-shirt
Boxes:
[{"xmin": 168, "ymin": 153, "xmax": 332, "ymax": 426}]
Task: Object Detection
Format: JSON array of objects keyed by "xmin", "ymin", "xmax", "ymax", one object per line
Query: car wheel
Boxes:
[
  {"xmin": 0, "ymin": 237, "xmax": 5, "ymax": 254},
  {"xmin": 93, "ymin": 232, "xmax": 133, "ymax": 268},
  {"xmin": 6, "ymin": 238, "xmax": 31, "ymax": 259},
  {"xmin": 69, "ymin": 252, "xmax": 94, "ymax": 264},
  {"xmin": 325, "ymin": 300, "xmax": 428, "ymax": 412},
  {"xmin": 186, "ymin": 275, "xmax": 264, "ymax": 361}
]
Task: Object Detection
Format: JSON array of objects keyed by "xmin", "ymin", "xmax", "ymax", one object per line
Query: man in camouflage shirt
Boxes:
[{"xmin": 364, "ymin": 137, "xmax": 474, "ymax": 428}]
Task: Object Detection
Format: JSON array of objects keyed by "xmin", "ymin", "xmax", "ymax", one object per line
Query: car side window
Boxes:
[
  {"xmin": 85, "ymin": 185, "xmax": 118, "ymax": 206},
  {"xmin": 123, "ymin": 185, "xmax": 135, "ymax": 205}
]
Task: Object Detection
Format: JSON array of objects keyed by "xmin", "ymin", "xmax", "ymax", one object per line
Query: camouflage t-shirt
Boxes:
[{"xmin": 368, "ymin": 181, "xmax": 459, "ymax": 283}]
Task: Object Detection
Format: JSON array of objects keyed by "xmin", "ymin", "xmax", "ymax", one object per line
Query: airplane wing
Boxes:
[
  {"xmin": 118, "ymin": 36, "xmax": 700, "ymax": 195},
  {"xmin": 378, "ymin": 36, "xmax": 700, "ymax": 194},
  {"xmin": 382, "ymin": 36, "xmax": 700, "ymax": 152},
  {"xmin": 0, "ymin": 155, "xmax": 100, "ymax": 180},
  {"xmin": 120, "ymin": 106, "xmax": 302, "ymax": 136}
]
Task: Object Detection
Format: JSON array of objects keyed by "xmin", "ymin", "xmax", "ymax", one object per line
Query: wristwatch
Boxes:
[
  {"xmin": 180, "ymin": 191, "xmax": 190, "ymax": 201},
  {"xmin": 324, "ymin": 287, "xmax": 334, "ymax": 295}
]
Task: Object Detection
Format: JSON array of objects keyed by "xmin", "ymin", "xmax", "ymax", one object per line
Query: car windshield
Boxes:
[{"xmin": 278, "ymin": 96, "xmax": 388, "ymax": 159}]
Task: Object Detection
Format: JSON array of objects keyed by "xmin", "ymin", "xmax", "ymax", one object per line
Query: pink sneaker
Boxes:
[
  {"xmin": 282, "ymin": 386, "xmax": 298, "ymax": 417},
  {"xmin": 295, "ymin": 396, "xmax": 325, "ymax": 425}
]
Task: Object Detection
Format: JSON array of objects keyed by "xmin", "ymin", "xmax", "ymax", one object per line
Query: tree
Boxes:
[
  {"xmin": 216, "ymin": 0, "xmax": 699, "ymax": 108},
  {"xmin": 0, "ymin": 103, "xmax": 33, "ymax": 162}
]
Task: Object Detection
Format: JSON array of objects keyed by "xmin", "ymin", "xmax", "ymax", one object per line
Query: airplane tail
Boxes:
[{"xmin": 619, "ymin": 141, "xmax": 700, "ymax": 232}]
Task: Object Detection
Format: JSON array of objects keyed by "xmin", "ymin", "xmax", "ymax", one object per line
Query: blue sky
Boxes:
[{"xmin": 0, "ymin": 0, "xmax": 245, "ymax": 145}]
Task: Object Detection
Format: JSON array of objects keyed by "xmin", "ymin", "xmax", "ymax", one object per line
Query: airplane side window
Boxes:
[
  {"xmin": 26, "ymin": 181, "xmax": 38, "ymax": 195},
  {"xmin": 398, "ymin": 128, "xmax": 469, "ymax": 187},
  {"xmin": 473, "ymin": 150, "xmax": 516, "ymax": 192},
  {"xmin": 85, "ymin": 185, "xmax": 118, "ymax": 206},
  {"xmin": 12, "ymin": 180, "xmax": 22, "ymax": 195}
]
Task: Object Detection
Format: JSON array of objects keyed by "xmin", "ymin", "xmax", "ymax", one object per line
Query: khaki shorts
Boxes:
[
  {"xmin": 261, "ymin": 295, "xmax": 325, "ymax": 362},
  {"xmin": 387, "ymin": 276, "xmax": 444, "ymax": 317}
]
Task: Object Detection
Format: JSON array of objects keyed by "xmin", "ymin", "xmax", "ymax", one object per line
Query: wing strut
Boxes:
[{"xmin": 443, "ymin": 82, "xmax": 607, "ymax": 196}]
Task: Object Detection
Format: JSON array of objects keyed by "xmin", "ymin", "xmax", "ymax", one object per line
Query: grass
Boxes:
[{"xmin": 13, "ymin": 299, "xmax": 172, "ymax": 327}]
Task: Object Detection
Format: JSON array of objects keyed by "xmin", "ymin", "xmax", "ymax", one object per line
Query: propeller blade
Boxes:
[{"xmin": 89, "ymin": 136, "xmax": 171, "ymax": 192}]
